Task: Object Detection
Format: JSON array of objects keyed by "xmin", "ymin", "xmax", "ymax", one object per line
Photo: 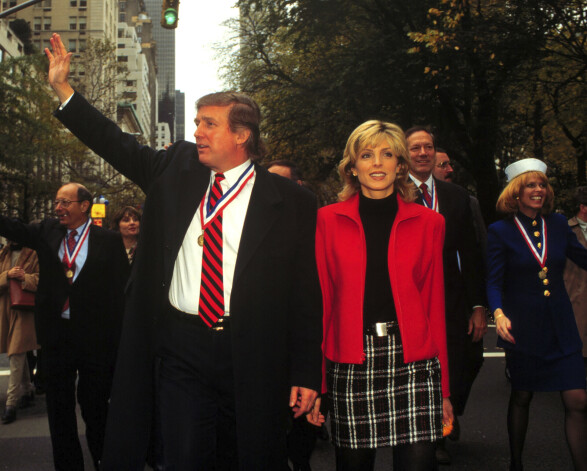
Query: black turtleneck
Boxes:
[{"xmin": 359, "ymin": 191, "xmax": 398, "ymax": 330}]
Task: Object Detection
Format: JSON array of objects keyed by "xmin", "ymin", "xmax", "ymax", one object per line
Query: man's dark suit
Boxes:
[
  {"xmin": 0, "ymin": 217, "xmax": 128, "ymax": 469},
  {"xmin": 54, "ymin": 92, "xmax": 323, "ymax": 470},
  {"xmin": 415, "ymin": 178, "xmax": 486, "ymax": 415}
]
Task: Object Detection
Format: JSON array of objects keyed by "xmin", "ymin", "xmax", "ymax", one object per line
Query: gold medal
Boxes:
[
  {"xmin": 66, "ymin": 269, "xmax": 74, "ymax": 279},
  {"xmin": 198, "ymin": 233, "xmax": 205, "ymax": 246},
  {"xmin": 533, "ymin": 231, "xmax": 540, "ymax": 237},
  {"xmin": 538, "ymin": 270, "xmax": 546, "ymax": 280},
  {"xmin": 543, "ymin": 278, "xmax": 549, "ymax": 286}
]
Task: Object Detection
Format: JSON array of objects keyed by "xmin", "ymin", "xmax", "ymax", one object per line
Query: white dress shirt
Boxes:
[
  {"xmin": 169, "ymin": 159, "xmax": 255, "ymax": 316},
  {"xmin": 410, "ymin": 173, "xmax": 438, "ymax": 212}
]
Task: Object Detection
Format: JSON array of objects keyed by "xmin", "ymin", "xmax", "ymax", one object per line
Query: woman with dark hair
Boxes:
[
  {"xmin": 112, "ymin": 206, "xmax": 141, "ymax": 264},
  {"xmin": 487, "ymin": 158, "xmax": 587, "ymax": 471},
  {"xmin": 309, "ymin": 120, "xmax": 452, "ymax": 471}
]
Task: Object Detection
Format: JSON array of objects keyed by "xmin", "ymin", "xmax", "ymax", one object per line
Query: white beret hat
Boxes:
[{"xmin": 504, "ymin": 158, "xmax": 547, "ymax": 182}]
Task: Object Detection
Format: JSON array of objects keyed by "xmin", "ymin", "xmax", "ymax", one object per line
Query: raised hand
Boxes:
[{"xmin": 44, "ymin": 33, "xmax": 74, "ymax": 103}]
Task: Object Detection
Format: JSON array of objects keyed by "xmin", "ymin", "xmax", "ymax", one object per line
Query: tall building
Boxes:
[
  {"xmin": 123, "ymin": 0, "xmax": 158, "ymax": 147},
  {"xmin": 0, "ymin": 18, "xmax": 24, "ymax": 59},
  {"xmin": 155, "ymin": 121, "xmax": 171, "ymax": 150},
  {"xmin": 175, "ymin": 89, "xmax": 185, "ymax": 140},
  {"xmin": 8, "ymin": 0, "xmax": 118, "ymax": 58},
  {"xmin": 143, "ymin": 0, "xmax": 175, "ymax": 140},
  {"xmin": 117, "ymin": 21, "xmax": 151, "ymax": 143},
  {"xmin": 5, "ymin": 0, "xmax": 149, "ymax": 188}
]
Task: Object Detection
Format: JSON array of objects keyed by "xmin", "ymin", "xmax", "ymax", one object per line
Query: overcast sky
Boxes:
[{"xmin": 175, "ymin": 1, "xmax": 238, "ymax": 142}]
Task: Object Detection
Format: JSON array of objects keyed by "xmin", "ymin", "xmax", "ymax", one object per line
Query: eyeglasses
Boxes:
[
  {"xmin": 54, "ymin": 199, "xmax": 82, "ymax": 208},
  {"xmin": 436, "ymin": 161, "xmax": 453, "ymax": 169}
]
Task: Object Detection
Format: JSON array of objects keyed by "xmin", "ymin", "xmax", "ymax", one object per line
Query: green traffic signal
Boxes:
[{"xmin": 164, "ymin": 8, "xmax": 177, "ymax": 26}]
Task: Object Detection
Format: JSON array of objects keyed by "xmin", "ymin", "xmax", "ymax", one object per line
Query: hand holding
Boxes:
[
  {"xmin": 305, "ymin": 396, "xmax": 325, "ymax": 427},
  {"xmin": 289, "ymin": 386, "xmax": 318, "ymax": 419},
  {"xmin": 442, "ymin": 397, "xmax": 454, "ymax": 427},
  {"xmin": 7, "ymin": 266, "xmax": 25, "ymax": 281}
]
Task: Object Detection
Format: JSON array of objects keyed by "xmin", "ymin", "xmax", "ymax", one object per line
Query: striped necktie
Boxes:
[
  {"xmin": 198, "ymin": 173, "xmax": 226, "ymax": 327},
  {"xmin": 420, "ymin": 183, "xmax": 432, "ymax": 207}
]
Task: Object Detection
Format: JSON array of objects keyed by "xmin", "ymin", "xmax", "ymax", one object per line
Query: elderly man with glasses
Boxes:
[{"xmin": 0, "ymin": 183, "xmax": 129, "ymax": 471}]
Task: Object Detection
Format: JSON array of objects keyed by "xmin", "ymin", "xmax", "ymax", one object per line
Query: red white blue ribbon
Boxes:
[
  {"xmin": 62, "ymin": 218, "xmax": 92, "ymax": 270},
  {"xmin": 199, "ymin": 162, "xmax": 255, "ymax": 231},
  {"xmin": 514, "ymin": 215, "xmax": 547, "ymax": 267}
]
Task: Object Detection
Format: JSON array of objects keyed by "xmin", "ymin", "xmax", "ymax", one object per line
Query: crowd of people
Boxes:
[{"xmin": 0, "ymin": 32, "xmax": 585, "ymax": 471}]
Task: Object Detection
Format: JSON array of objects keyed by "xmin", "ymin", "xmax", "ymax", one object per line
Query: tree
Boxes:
[
  {"xmin": 0, "ymin": 55, "xmax": 78, "ymax": 221},
  {"xmin": 224, "ymin": 0, "xmax": 585, "ymax": 217},
  {"xmin": 0, "ymin": 44, "xmax": 145, "ymax": 222}
]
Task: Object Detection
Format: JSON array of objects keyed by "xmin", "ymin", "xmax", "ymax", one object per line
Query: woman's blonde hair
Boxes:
[
  {"xmin": 496, "ymin": 171, "xmax": 554, "ymax": 215},
  {"xmin": 337, "ymin": 120, "xmax": 416, "ymax": 202}
]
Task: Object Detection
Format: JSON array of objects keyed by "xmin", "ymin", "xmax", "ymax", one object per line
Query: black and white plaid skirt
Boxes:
[{"xmin": 327, "ymin": 323, "xmax": 443, "ymax": 448}]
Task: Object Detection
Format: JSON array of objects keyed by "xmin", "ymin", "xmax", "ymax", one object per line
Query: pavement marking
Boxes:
[{"xmin": 484, "ymin": 352, "xmax": 505, "ymax": 357}]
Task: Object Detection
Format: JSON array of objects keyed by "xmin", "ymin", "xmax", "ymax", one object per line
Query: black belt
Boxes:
[
  {"xmin": 365, "ymin": 321, "xmax": 399, "ymax": 337},
  {"xmin": 170, "ymin": 307, "xmax": 230, "ymax": 332}
]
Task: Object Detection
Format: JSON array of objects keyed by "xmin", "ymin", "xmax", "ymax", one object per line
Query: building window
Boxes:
[
  {"xmin": 118, "ymin": 43, "xmax": 125, "ymax": 49},
  {"xmin": 70, "ymin": 0, "xmax": 77, "ymax": 6},
  {"xmin": 69, "ymin": 39, "xmax": 77, "ymax": 53},
  {"xmin": 119, "ymin": 1, "xmax": 126, "ymax": 11},
  {"xmin": 43, "ymin": 18, "xmax": 51, "ymax": 30},
  {"xmin": 79, "ymin": 39, "xmax": 86, "ymax": 52},
  {"xmin": 34, "ymin": 17, "xmax": 42, "ymax": 31},
  {"xmin": 117, "ymin": 56, "xmax": 128, "ymax": 62},
  {"xmin": 119, "ymin": 12, "xmax": 126, "ymax": 22},
  {"xmin": 79, "ymin": 0, "xmax": 86, "ymax": 6},
  {"xmin": 69, "ymin": 17, "xmax": 77, "ymax": 30},
  {"xmin": 79, "ymin": 16, "xmax": 86, "ymax": 30}
]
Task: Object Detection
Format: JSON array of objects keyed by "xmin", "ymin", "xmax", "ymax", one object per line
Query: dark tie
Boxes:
[
  {"xmin": 198, "ymin": 173, "xmax": 225, "ymax": 327},
  {"xmin": 62, "ymin": 229, "xmax": 77, "ymax": 312},
  {"xmin": 420, "ymin": 183, "xmax": 432, "ymax": 207}
]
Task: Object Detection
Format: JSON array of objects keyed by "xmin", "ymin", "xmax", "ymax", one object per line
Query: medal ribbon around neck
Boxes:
[
  {"xmin": 514, "ymin": 215, "xmax": 548, "ymax": 267},
  {"xmin": 199, "ymin": 163, "xmax": 255, "ymax": 232},
  {"xmin": 422, "ymin": 180, "xmax": 439, "ymax": 212},
  {"xmin": 62, "ymin": 218, "xmax": 92, "ymax": 270}
]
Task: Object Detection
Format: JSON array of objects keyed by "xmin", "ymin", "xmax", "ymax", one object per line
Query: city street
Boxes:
[{"xmin": 0, "ymin": 329, "xmax": 577, "ymax": 470}]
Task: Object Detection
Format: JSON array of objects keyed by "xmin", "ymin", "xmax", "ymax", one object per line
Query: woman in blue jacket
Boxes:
[{"xmin": 487, "ymin": 158, "xmax": 587, "ymax": 471}]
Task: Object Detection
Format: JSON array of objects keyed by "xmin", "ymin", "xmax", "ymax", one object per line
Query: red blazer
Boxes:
[{"xmin": 316, "ymin": 193, "xmax": 450, "ymax": 397}]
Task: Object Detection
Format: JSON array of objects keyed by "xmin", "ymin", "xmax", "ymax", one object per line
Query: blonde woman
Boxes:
[
  {"xmin": 487, "ymin": 158, "xmax": 587, "ymax": 471},
  {"xmin": 310, "ymin": 121, "xmax": 452, "ymax": 471}
]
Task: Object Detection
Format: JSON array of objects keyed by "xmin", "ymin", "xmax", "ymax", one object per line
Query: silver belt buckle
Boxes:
[{"xmin": 375, "ymin": 322, "xmax": 388, "ymax": 337}]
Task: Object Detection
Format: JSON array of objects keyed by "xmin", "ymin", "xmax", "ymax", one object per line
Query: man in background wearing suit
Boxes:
[
  {"xmin": 0, "ymin": 183, "xmax": 129, "ymax": 470},
  {"xmin": 405, "ymin": 127, "xmax": 487, "ymax": 465},
  {"xmin": 45, "ymin": 33, "xmax": 322, "ymax": 471}
]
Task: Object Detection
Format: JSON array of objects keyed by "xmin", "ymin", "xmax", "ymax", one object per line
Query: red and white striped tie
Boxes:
[{"xmin": 198, "ymin": 173, "xmax": 225, "ymax": 327}]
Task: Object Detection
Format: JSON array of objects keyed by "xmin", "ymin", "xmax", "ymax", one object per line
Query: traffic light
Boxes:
[{"xmin": 161, "ymin": 0, "xmax": 179, "ymax": 29}]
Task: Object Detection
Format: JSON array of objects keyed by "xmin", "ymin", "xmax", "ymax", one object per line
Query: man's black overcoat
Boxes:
[{"xmin": 55, "ymin": 93, "xmax": 323, "ymax": 470}]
